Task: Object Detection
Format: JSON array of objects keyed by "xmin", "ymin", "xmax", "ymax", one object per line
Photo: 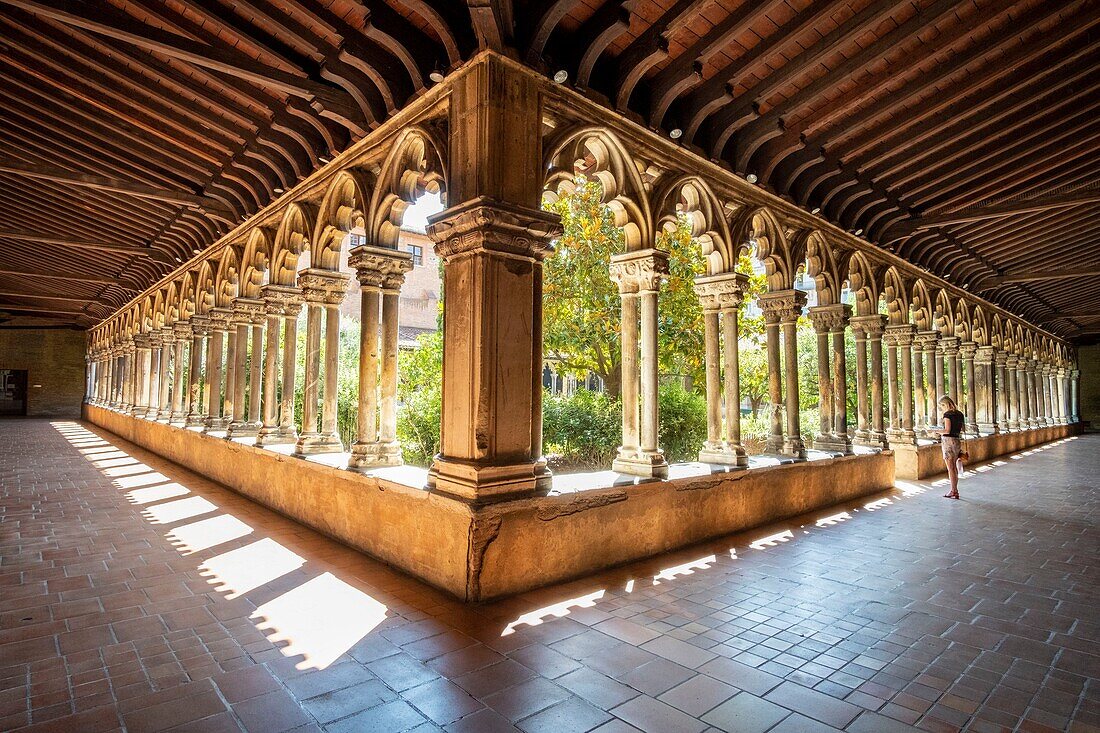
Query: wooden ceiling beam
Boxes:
[
  {"xmin": 573, "ymin": 1, "xmax": 631, "ymax": 88},
  {"xmin": 907, "ymin": 187, "xmax": 1100, "ymax": 229},
  {"xmin": 613, "ymin": 0, "xmax": 708, "ymax": 109},
  {"xmin": 0, "ymin": 228, "xmax": 174, "ymax": 263},
  {"xmin": 980, "ymin": 266, "xmax": 1100, "ymax": 289},
  {"xmin": 0, "ymin": 266, "xmax": 140, "ymax": 289},
  {"xmin": 0, "ymin": 290, "xmax": 109, "ymax": 304}
]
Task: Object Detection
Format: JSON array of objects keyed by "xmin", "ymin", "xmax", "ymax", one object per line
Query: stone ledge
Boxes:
[
  {"xmin": 893, "ymin": 424, "xmax": 1084, "ymax": 479},
  {"xmin": 84, "ymin": 404, "xmax": 895, "ymax": 602}
]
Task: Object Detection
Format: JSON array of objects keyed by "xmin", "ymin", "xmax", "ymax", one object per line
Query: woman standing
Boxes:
[{"xmin": 935, "ymin": 395, "xmax": 966, "ymax": 499}]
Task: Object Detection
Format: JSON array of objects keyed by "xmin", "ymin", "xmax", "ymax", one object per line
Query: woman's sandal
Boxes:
[{"xmin": 942, "ymin": 492, "xmax": 960, "ymax": 499}]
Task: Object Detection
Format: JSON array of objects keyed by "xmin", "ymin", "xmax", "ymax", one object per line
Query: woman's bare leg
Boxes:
[{"xmin": 944, "ymin": 457, "xmax": 959, "ymax": 498}]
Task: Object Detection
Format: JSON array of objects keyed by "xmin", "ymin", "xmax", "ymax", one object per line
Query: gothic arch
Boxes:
[
  {"xmin": 972, "ymin": 306, "xmax": 989, "ymax": 346},
  {"xmin": 272, "ymin": 202, "xmax": 316, "ymax": 286},
  {"xmin": 214, "ymin": 247, "xmax": 241, "ymax": 308},
  {"xmin": 847, "ymin": 251, "xmax": 880, "ymax": 316},
  {"xmin": 368, "ymin": 126, "xmax": 447, "ymax": 250},
  {"xmin": 881, "ymin": 267, "xmax": 910, "ymax": 325},
  {"xmin": 954, "ymin": 300, "xmax": 972, "ymax": 341},
  {"xmin": 653, "ymin": 175, "xmax": 734, "ymax": 275},
  {"xmin": 151, "ymin": 290, "xmax": 166, "ymax": 330},
  {"xmin": 910, "ymin": 279, "xmax": 933, "ymax": 331},
  {"xmin": 179, "ymin": 273, "xmax": 196, "ymax": 321},
  {"xmin": 163, "ymin": 282, "xmax": 179, "ymax": 325},
  {"xmin": 543, "ymin": 126, "xmax": 653, "ymax": 251},
  {"xmin": 195, "ymin": 261, "xmax": 216, "ymax": 315},
  {"xmin": 240, "ymin": 228, "xmax": 273, "ymax": 298},
  {"xmin": 729, "ymin": 206, "xmax": 792, "ymax": 291},
  {"xmin": 797, "ymin": 231, "xmax": 847, "ymax": 306},
  {"xmin": 313, "ymin": 169, "xmax": 373, "ymax": 270},
  {"xmin": 933, "ymin": 289, "xmax": 954, "ymax": 335},
  {"xmin": 990, "ymin": 314, "xmax": 1004, "ymax": 349}
]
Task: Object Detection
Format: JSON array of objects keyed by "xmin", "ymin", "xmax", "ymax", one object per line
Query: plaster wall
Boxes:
[
  {"xmin": 85, "ymin": 405, "xmax": 895, "ymax": 601},
  {"xmin": 0, "ymin": 328, "xmax": 86, "ymax": 417},
  {"xmin": 893, "ymin": 424, "xmax": 1082, "ymax": 479},
  {"xmin": 1080, "ymin": 344, "xmax": 1100, "ymax": 429}
]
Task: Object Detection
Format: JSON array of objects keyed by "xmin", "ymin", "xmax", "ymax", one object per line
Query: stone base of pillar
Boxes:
[
  {"xmin": 612, "ymin": 448, "xmax": 669, "ymax": 478},
  {"xmin": 255, "ymin": 425, "xmax": 297, "ymax": 446},
  {"xmin": 965, "ymin": 422, "xmax": 979, "ymax": 437},
  {"xmin": 184, "ymin": 413, "xmax": 205, "ymax": 428},
  {"xmin": 853, "ymin": 431, "xmax": 889, "ymax": 449},
  {"xmin": 347, "ymin": 441, "xmax": 403, "ymax": 470},
  {"xmin": 169, "ymin": 411, "xmax": 188, "ymax": 424},
  {"xmin": 156, "ymin": 409, "xmax": 173, "ymax": 422},
  {"xmin": 814, "ymin": 435, "xmax": 853, "ymax": 455},
  {"xmin": 534, "ymin": 460, "xmax": 553, "ymax": 492},
  {"xmin": 428, "ymin": 458, "xmax": 546, "ymax": 504},
  {"xmin": 202, "ymin": 417, "xmax": 230, "ymax": 433},
  {"xmin": 698, "ymin": 444, "xmax": 748, "ymax": 468},
  {"xmin": 293, "ymin": 432, "xmax": 343, "ymax": 455},
  {"xmin": 129, "ymin": 406, "xmax": 144, "ymax": 418},
  {"xmin": 782, "ymin": 437, "xmax": 807, "ymax": 460},
  {"xmin": 226, "ymin": 421, "xmax": 259, "ymax": 439},
  {"xmin": 977, "ymin": 422, "xmax": 999, "ymax": 435},
  {"xmin": 886, "ymin": 429, "xmax": 917, "ymax": 447},
  {"xmin": 765, "ymin": 435, "xmax": 785, "ymax": 454}
]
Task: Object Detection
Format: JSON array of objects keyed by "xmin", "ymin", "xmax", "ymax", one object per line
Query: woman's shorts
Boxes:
[{"xmin": 942, "ymin": 436, "xmax": 962, "ymax": 462}]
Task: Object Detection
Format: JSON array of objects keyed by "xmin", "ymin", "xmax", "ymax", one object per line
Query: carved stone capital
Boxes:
[
  {"xmin": 348, "ymin": 244, "xmax": 414, "ymax": 291},
  {"xmin": 208, "ymin": 307, "xmax": 234, "ymax": 332},
  {"xmin": 994, "ymin": 351, "xmax": 1008, "ymax": 366},
  {"xmin": 159, "ymin": 327, "xmax": 176, "ymax": 345},
  {"xmin": 1071, "ymin": 369, "xmax": 1080, "ymax": 379},
  {"xmin": 850, "ymin": 313, "xmax": 886, "ymax": 337},
  {"xmin": 758, "ymin": 289, "xmax": 807, "ymax": 324},
  {"xmin": 297, "ymin": 268, "xmax": 350, "ymax": 306},
  {"xmin": 975, "ymin": 345, "xmax": 995, "ymax": 364},
  {"xmin": 883, "ymin": 323, "xmax": 915, "ymax": 347},
  {"xmin": 232, "ymin": 297, "xmax": 267, "ymax": 325},
  {"xmin": 426, "ymin": 196, "xmax": 562, "ymax": 261},
  {"xmin": 914, "ymin": 330, "xmax": 939, "ymax": 349},
  {"xmin": 133, "ymin": 334, "xmax": 152, "ymax": 350},
  {"xmin": 938, "ymin": 335, "xmax": 960, "ymax": 355},
  {"xmin": 807, "ymin": 304, "xmax": 851, "ymax": 333},
  {"xmin": 1005, "ymin": 355, "xmax": 1019, "ymax": 369},
  {"xmin": 609, "ymin": 249, "xmax": 670, "ymax": 294},
  {"xmin": 260, "ymin": 284, "xmax": 303, "ymax": 317},
  {"xmin": 959, "ymin": 341, "xmax": 978, "ymax": 359},
  {"xmin": 692, "ymin": 272, "xmax": 748, "ymax": 311},
  {"xmin": 189, "ymin": 315, "xmax": 211, "ymax": 337}
]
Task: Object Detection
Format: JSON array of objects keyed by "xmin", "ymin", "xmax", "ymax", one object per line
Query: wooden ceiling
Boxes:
[{"xmin": 1, "ymin": 0, "xmax": 1097, "ymax": 342}]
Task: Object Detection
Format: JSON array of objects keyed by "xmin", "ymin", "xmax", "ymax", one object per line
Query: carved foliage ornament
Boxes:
[
  {"xmin": 426, "ymin": 197, "xmax": 562, "ymax": 261},
  {"xmin": 757, "ymin": 290, "xmax": 806, "ymax": 324},
  {"xmin": 260, "ymin": 284, "xmax": 303, "ymax": 317},
  {"xmin": 348, "ymin": 244, "xmax": 414, "ymax": 291},
  {"xmin": 298, "ymin": 269, "xmax": 350, "ymax": 306},
  {"xmin": 807, "ymin": 304, "xmax": 851, "ymax": 333},
  {"xmin": 693, "ymin": 273, "xmax": 747, "ymax": 311},
  {"xmin": 609, "ymin": 249, "xmax": 670, "ymax": 294}
]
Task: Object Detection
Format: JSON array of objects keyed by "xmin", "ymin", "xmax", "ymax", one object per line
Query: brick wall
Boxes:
[
  {"xmin": 0, "ymin": 328, "xmax": 86, "ymax": 417},
  {"xmin": 1079, "ymin": 344, "xmax": 1100, "ymax": 429}
]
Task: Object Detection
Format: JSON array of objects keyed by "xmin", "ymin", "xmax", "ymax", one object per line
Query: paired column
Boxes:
[
  {"xmin": 607, "ymin": 249, "xmax": 671, "ymax": 476},
  {"xmin": 227, "ymin": 298, "xmax": 267, "ymax": 438},
  {"xmin": 973, "ymin": 345, "xmax": 997, "ymax": 434},
  {"xmin": 808, "ymin": 304, "xmax": 852, "ymax": 453},
  {"xmin": 884, "ymin": 324, "xmax": 917, "ymax": 446},
  {"xmin": 960, "ymin": 341, "xmax": 979, "ymax": 436},
  {"xmin": 132, "ymin": 335, "xmax": 151, "ymax": 417},
  {"xmin": 694, "ymin": 273, "xmax": 750, "ymax": 466},
  {"xmin": 347, "ymin": 245, "xmax": 414, "ymax": 469},
  {"xmin": 295, "ymin": 269, "xmax": 350, "ymax": 454},
  {"xmin": 1027, "ymin": 359, "xmax": 1041, "ymax": 427},
  {"xmin": 204, "ymin": 308, "xmax": 232, "ymax": 431},
  {"xmin": 1042, "ymin": 364, "xmax": 1054, "ymax": 425},
  {"xmin": 186, "ymin": 317, "xmax": 209, "ymax": 427},
  {"xmin": 852, "ymin": 315, "xmax": 888, "ymax": 447},
  {"xmin": 916, "ymin": 331, "xmax": 939, "ymax": 434},
  {"xmin": 256, "ymin": 285, "xmax": 303, "ymax": 446},
  {"xmin": 170, "ymin": 323, "xmax": 189, "ymax": 422},
  {"xmin": 1016, "ymin": 356, "xmax": 1031, "ymax": 428},
  {"xmin": 939, "ymin": 336, "xmax": 960, "ymax": 406},
  {"xmin": 759, "ymin": 290, "xmax": 807, "ymax": 459},
  {"xmin": 156, "ymin": 329, "xmax": 174, "ymax": 421},
  {"xmin": 994, "ymin": 352, "xmax": 1009, "ymax": 432},
  {"xmin": 1070, "ymin": 368, "xmax": 1080, "ymax": 422}
]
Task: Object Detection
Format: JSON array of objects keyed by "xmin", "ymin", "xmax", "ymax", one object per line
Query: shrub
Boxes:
[
  {"xmin": 657, "ymin": 383, "xmax": 707, "ymax": 462},
  {"xmin": 397, "ymin": 383, "xmax": 441, "ymax": 466},
  {"xmin": 542, "ymin": 389, "xmax": 621, "ymax": 470}
]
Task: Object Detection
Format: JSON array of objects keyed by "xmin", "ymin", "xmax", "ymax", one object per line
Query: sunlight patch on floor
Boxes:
[
  {"xmin": 168, "ymin": 514, "xmax": 253, "ymax": 555},
  {"xmin": 750, "ymin": 529, "xmax": 794, "ymax": 550},
  {"xmin": 127, "ymin": 483, "xmax": 191, "ymax": 505},
  {"xmin": 502, "ymin": 589, "xmax": 605, "ymax": 637},
  {"xmin": 654, "ymin": 554, "xmax": 716, "ymax": 584},
  {"xmin": 251, "ymin": 572, "xmax": 388, "ymax": 670},
  {"xmin": 200, "ymin": 538, "xmax": 306, "ymax": 599},
  {"xmin": 143, "ymin": 495, "xmax": 219, "ymax": 524}
]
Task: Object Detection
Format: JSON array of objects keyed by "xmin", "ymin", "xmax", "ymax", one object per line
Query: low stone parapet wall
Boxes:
[
  {"xmin": 85, "ymin": 404, "xmax": 894, "ymax": 601},
  {"xmin": 893, "ymin": 423, "xmax": 1083, "ymax": 480}
]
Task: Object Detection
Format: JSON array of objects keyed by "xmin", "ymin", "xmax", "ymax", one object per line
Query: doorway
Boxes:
[{"xmin": 0, "ymin": 369, "xmax": 28, "ymax": 416}]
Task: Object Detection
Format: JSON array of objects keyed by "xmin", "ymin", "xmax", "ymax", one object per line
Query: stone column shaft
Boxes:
[
  {"xmin": 961, "ymin": 342, "xmax": 979, "ymax": 436},
  {"xmin": 809, "ymin": 304, "xmax": 850, "ymax": 453},
  {"xmin": 256, "ymin": 286, "xmax": 296, "ymax": 447},
  {"xmin": 295, "ymin": 269, "xmax": 348, "ymax": 454},
  {"xmin": 187, "ymin": 319, "xmax": 207, "ymax": 426},
  {"xmin": 694, "ymin": 271, "xmax": 749, "ymax": 466},
  {"xmin": 761, "ymin": 290, "xmax": 807, "ymax": 459}
]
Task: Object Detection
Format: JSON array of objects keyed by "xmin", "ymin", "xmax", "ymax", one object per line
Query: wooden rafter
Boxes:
[{"xmin": 902, "ymin": 188, "xmax": 1100, "ymax": 229}]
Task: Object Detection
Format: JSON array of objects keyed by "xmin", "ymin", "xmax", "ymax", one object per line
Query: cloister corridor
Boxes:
[{"xmin": 1, "ymin": 418, "xmax": 1095, "ymax": 733}]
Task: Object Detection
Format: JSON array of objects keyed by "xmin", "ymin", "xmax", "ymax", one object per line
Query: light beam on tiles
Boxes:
[
  {"xmin": 127, "ymin": 483, "xmax": 190, "ymax": 505},
  {"xmin": 991, "ymin": 460, "xmax": 1007, "ymax": 467},
  {"xmin": 114, "ymin": 471, "xmax": 172, "ymax": 489},
  {"xmin": 625, "ymin": 579, "xmax": 635, "ymax": 593},
  {"xmin": 653, "ymin": 554, "xmax": 716, "ymax": 584},
  {"xmin": 815, "ymin": 511, "xmax": 851, "ymax": 528},
  {"xmin": 168, "ymin": 514, "xmax": 253, "ymax": 555},
  {"xmin": 975, "ymin": 465, "xmax": 994, "ymax": 473},
  {"xmin": 502, "ymin": 589, "xmax": 605, "ymax": 636},
  {"xmin": 143, "ymin": 495, "xmax": 219, "ymax": 524},
  {"xmin": 896, "ymin": 481, "xmax": 927, "ymax": 497},
  {"xmin": 79, "ymin": 446, "xmax": 122, "ymax": 455},
  {"xmin": 199, "ymin": 538, "xmax": 305, "ymax": 599},
  {"xmin": 750, "ymin": 529, "xmax": 794, "ymax": 550},
  {"xmin": 93, "ymin": 456, "xmax": 140, "ymax": 469},
  {"xmin": 251, "ymin": 572, "xmax": 388, "ymax": 670},
  {"xmin": 864, "ymin": 498, "xmax": 893, "ymax": 511},
  {"xmin": 104, "ymin": 462, "xmax": 157, "ymax": 478},
  {"xmin": 728, "ymin": 548, "xmax": 738, "ymax": 559}
]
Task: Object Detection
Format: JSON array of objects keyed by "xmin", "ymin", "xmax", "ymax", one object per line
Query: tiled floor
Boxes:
[{"xmin": 1, "ymin": 420, "xmax": 1097, "ymax": 733}]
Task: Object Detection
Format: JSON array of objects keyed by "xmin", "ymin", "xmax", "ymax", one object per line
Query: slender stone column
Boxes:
[
  {"xmin": 145, "ymin": 333, "xmax": 162, "ymax": 419},
  {"xmin": 1043, "ymin": 364, "xmax": 1054, "ymax": 424},
  {"xmin": 916, "ymin": 331, "xmax": 939, "ymax": 433},
  {"xmin": 960, "ymin": 341, "xmax": 979, "ymax": 436},
  {"xmin": 933, "ymin": 340, "xmax": 946, "ymax": 403},
  {"xmin": 855, "ymin": 315, "xmax": 887, "ymax": 446},
  {"xmin": 1005, "ymin": 355, "xmax": 1019, "ymax": 430},
  {"xmin": 608, "ymin": 249, "xmax": 670, "ymax": 477},
  {"xmin": 171, "ymin": 323, "xmax": 189, "ymax": 421},
  {"xmin": 132, "ymin": 335, "xmax": 151, "ymax": 417},
  {"xmin": 204, "ymin": 308, "xmax": 232, "ymax": 431},
  {"xmin": 228, "ymin": 298, "xmax": 266, "ymax": 438},
  {"xmin": 694, "ymin": 273, "xmax": 749, "ymax": 466},
  {"xmin": 186, "ymin": 317, "xmax": 208, "ymax": 427},
  {"xmin": 1057, "ymin": 367, "xmax": 1069, "ymax": 423},
  {"xmin": 994, "ymin": 352, "xmax": 1009, "ymax": 432},
  {"xmin": 884, "ymin": 329, "xmax": 900, "ymax": 434},
  {"xmin": 347, "ymin": 245, "xmax": 414, "ymax": 469},
  {"xmin": 223, "ymin": 322, "xmax": 239, "ymax": 429},
  {"xmin": 760, "ymin": 290, "xmax": 807, "ymax": 459},
  {"xmin": 157, "ymin": 329, "xmax": 174, "ymax": 421},
  {"xmin": 1028, "ymin": 359, "xmax": 1041, "ymax": 427},
  {"xmin": 248, "ymin": 319, "xmax": 264, "ymax": 429},
  {"xmin": 852, "ymin": 319, "xmax": 870, "ymax": 444},
  {"xmin": 1016, "ymin": 357, "xmax": 1030, "ymax": 428},
  {"xmin": 809, "ymin": 304, "xmax": 850, "ymax": 453},
  {"xmin": 940, "ymin": 336, "xmax": 960, "ymax": 406},
  {"xmin": 974, "ymin": 345, "xmax": 997, "ymax": 434},
  {"xmin": 1071, "ymin": 368, "xmax": 1080, "ymax": 422},
  {"xmin": 912, "ymin": 334, "xmax": 926, "ymax": 435},
  {"xmin": 885, "ymin": 324, "xmax": 917, "ymax": 445},
  {"xmin": 255, "ymin": 285, "xmax": 301, "ymax": 445},
  {"xmin": 121, "ymin": 344, "xmax": 133, "ymax": 410},
  {"xmin": 294, "ymin": 269, "xmax": 350, "ymax": 454}
]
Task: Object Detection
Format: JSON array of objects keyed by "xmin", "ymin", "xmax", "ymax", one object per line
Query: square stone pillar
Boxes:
[
  {"xmin": 694, "ymin": 273, "xmax": 749, "ymax": 467},
  {"xmin": 347, "ymin": 244, "xmax": 414, "ymax": 470}
]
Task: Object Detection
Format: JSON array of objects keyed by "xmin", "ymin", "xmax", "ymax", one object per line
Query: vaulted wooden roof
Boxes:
[{"xmin": 1, "ymin": 0, "xmax": 1097, "ymax": 341}]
